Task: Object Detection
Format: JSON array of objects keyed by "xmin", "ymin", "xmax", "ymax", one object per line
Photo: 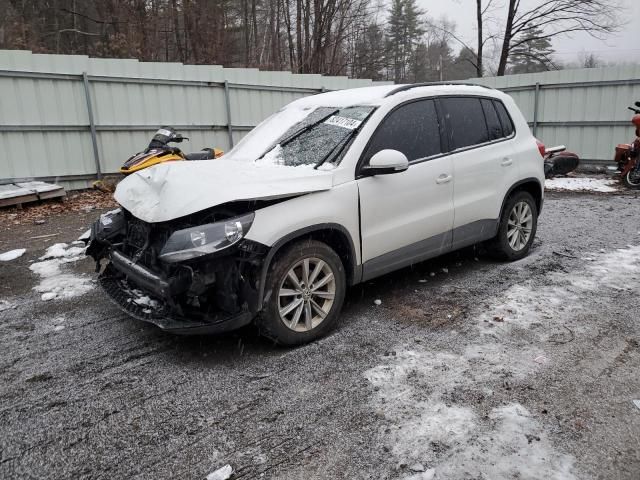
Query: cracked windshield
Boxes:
[{"xmin": 261, "ymin": 106, "xmax": 376, "ymax": 167}]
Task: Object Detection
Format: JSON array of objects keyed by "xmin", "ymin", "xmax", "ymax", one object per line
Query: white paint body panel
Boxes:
[
  {"xmin": 245, "ymin": 181, "xmax": 361, "ymax": 264},
  {"xmin": 358, "ymin": 156, "xmax": 454, "ymax": 262}
]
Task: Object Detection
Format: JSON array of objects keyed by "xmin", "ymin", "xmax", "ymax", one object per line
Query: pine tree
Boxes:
[
  {"xmin": 509, "ymin": 26, "xmax": 555, "ymax": 74},
  {"xmin": 353, "ymin": 22, "xmax": 386, "ymax": 80},
  {"xmin": 385, "ymin": 0, "xmax": 425, "ymax": 82}
]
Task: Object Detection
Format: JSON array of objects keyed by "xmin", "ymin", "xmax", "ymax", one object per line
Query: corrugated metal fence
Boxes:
[
  {"xmin": 472, "ymin": 66, "xmax": 640, "ymax": 168},
  {"xmin": 1, "ymin": 50, "xmax": 639, "ymax": 190},
  {"xmin": 0, "ymin": 50, "xmax": 388, "ymax": 189}
]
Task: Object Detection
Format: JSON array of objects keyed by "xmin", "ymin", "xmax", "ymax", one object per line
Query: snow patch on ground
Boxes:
[
  {"xmin": 51, "ymin": 316, "xmax": 66, "ymax": 332},
  {"xmin": 478, "ymin": 245, "xmax": 640, "ymax": 334},
  {"xmin": 545, "ymin": 176, "xmax": 618, "ymax": 192},
  {"xmin": 206, "ymin": 464, "xmax": 233, "ymax": 480},
  {"xmin": 435, "ymin": 403, "xmax": 576, "ymax": 480},
  {"xmin": 366, "ymin": 349, "xmax": 576, "ymax": 479},
  {"xmin": 364, "ymin": 245, "xmax": 640, "ymax": 479},
  {"xmin": 0, "ymin": 248, "xmax": 26, "ymax": 261},
  {"xmin": 29, "ymin": 243, "xmax": 93, "ymax": 301},
  {"xmin": 367, "ymin": 352, "xmax": 476, "ymax": 463},
  {"xmin": 39, "ymin": 242, "xmax": 85, "ymax": 260},
  {"xmin": 0, "ymin": 299, "xmax": 17, "ymax": 312}
]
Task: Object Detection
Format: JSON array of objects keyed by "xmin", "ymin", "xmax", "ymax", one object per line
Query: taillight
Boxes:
[{"xmin": 536, "ymin": 139, "xmax": 546, "ymax": 157}]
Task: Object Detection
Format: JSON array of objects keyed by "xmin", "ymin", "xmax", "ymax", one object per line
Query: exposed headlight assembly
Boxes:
[
  {"xmin": 158, "ymin": 212, "xmax": 255, "ymax": 263},
  {"xmin": 93, "ymin": 208, "xmax": 125, "ymax": 241}
]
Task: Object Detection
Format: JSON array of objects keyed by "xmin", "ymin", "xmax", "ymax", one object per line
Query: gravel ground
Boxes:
[{"xmin": 1, "ymin": 191, "xmax": 639, "ymax": 480}]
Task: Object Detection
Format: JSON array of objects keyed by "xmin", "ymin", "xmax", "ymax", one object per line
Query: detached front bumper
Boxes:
[{"xmin": 98, "ymin": 250, "xmax": 254, "ymax": 335}]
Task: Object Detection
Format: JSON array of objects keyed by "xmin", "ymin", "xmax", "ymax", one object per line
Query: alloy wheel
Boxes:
[
  {"xmin": 507, "ymin": 201, "xmax": 533, "ymax": 252},
  {"xmin": 278, "ymin": 257, "xmax": 336, "ymax": 332}
]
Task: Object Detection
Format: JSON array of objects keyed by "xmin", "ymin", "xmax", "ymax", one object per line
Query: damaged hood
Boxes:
[{"xmin": 114, "ymin": 160, "xmax": 334, "ymax": 223}]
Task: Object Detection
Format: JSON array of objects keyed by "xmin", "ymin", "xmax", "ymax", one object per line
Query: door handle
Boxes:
[
  {"xmin": 501, "ymin": 157, "xmax": 513, "ymax": 167},
  {"xmin": 436, "ymin": 174, "xmax": 452, "ymax": 184}
]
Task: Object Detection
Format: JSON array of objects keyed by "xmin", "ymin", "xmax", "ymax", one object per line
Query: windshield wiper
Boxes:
[
  {"xmin": 257, "ymin": 108, "xmax": 340, "ymax": 160},
  {"xmin": 278, "ymin": 108, "xmax": 339, "ymax": 147}
]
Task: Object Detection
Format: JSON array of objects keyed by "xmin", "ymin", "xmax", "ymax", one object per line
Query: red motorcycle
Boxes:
[{"xmin": 614, "ymin": 102, "xmax": 640, "ymax": 189}]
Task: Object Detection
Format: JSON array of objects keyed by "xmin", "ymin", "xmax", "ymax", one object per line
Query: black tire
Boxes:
[
  {"xmin": 622, "ymin": 170, "xmax": 640, "ymax": 189},
  {"xmin": 487, "ymin": 191, "xmax": 538, "ymax": 261},
  {"xmin": 257, "ymin": 239, "xmax": 346, "ymax": 346}
]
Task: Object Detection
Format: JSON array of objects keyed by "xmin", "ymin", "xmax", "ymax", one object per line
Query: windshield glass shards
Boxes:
[{"xmin": 258, "ymin": 106, "xmax": 376, "ymax": 167}]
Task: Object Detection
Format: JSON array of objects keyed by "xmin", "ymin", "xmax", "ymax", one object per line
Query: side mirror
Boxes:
[
  {"xmin": 361, "ymin": 149, "xmax": 409, "ymax": 176},
  {"xmin": 635, "ymin": 101, "xmax": 640, "ymax": 108}
]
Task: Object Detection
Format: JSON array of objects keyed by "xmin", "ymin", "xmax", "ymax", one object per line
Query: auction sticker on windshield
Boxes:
[{"xmin": 324, "ymin": 115, "xmax": 362, "ymax": 130}]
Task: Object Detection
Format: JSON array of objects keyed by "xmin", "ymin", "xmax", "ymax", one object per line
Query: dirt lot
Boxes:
[{"xmin": 1, "ymin": 190, "xmax": 639, "ymax": 480}]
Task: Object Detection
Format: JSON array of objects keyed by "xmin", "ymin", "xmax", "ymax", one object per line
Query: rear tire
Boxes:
[
  {"xmin": 487, "ymin": 191, "xmax": 538, "ymax": 261},
  {"xmin": 622, "ymin": 169, "xmax": 640, "ymax": 189},
  {"xmin": 257, "ymin": 240, "xmax": 346, "ymax": 346}
]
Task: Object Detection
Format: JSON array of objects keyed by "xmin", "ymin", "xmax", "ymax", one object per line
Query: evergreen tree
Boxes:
[
  {"xmin": 385, "ymin": 0, "xmax": 424, "ymax": 82},
  {"xmin": 508, "ymin": 26, "xmax": 556, "ymax": 74},
  {"xmin": 353, "ymin": 22, "xmax": 386, "ymax": 80}
]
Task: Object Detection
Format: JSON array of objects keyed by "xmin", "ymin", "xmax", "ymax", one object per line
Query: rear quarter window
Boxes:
[
  {"xmin": 493, "ymin": 100, "xmax": 515, "ymax": 137},
  {"xmin": 481, "ymin": 98, "xmax": 504, "ymax": 140}
]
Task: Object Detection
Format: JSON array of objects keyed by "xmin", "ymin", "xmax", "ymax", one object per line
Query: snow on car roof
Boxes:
[
  {"xmin": 290, "ymin": 83, "xmax": 500, "ymax": 109},
  {"xmin": 290, "ymin": 85, "xmax": 399, "ymax": 108}
]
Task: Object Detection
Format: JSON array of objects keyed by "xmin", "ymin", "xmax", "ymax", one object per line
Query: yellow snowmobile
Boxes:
[{"xmin": 120, "ymin": 127, "xmax": 223, "ymax": 175}]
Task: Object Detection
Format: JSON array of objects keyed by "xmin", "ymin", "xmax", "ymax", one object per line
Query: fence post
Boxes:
[
  {"xmin": 223, "ymin": 81, "xmax": 234, "ymax": 149},
  {"xmin": 532, "ymin": 82, "xmax": 540, "ymax": 137},
  {"xmin": 82, "ymin": 72, "xmax": 102, "ymax": 180}
]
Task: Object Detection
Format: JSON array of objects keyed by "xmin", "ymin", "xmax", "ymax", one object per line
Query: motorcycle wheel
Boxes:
[{"xmin": 622, "ymin": 169, "xmax": 640, "ymax": 189}]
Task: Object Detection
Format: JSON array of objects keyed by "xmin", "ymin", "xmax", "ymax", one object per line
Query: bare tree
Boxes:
[
  {"xmin": 474, "ymin": 0, "xmax": 498, "ymax": 77},
  {"xmin": 496, "ymin": 0, "xmax": 622, "ymax": 76}
]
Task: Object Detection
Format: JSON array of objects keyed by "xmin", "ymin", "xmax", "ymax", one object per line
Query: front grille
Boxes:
[
  {"xmin": 100, "ymin": 274, "xmax": 169, "ymax": 321},
  {"xmin": 122, "ymin": 217, "xmax": 169, "ymax": 271},
  {"xmin": 127, "ymin": 220, "xmax": 149, "ymax": 249}
]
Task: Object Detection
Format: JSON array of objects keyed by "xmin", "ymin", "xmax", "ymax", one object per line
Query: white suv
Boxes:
[{"xmin": 87, "ymin": 83, "xmax": 544, "ymax": 345}]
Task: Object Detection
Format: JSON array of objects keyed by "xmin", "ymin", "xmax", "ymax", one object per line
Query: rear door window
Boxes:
[
  {"xmin": 363, "ymin": 99, "xmax": 441, "ymax": 163},
  {"xmin": 481, "ymin": 98, "xmax": 503, "ymax": 140},
  {"xmin": 441, "ymin": 97, "xmax": 489, "ymax": 150},
  {"xmin": 493, "ymin": 100, "xmax": 515, "ymax": 137}
]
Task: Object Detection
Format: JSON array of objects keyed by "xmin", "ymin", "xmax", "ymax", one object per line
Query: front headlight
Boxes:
[
  {"xmin": 93, "ymin": 208, "xmax": 125, "ymax": 241},
  {"xmin": 158, "ymin": 212, "xmax": 255, "ymax": 263}
]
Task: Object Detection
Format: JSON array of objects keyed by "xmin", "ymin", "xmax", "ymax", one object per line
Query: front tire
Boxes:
[
  {"xmin": 257, "ymin": 240, "xmax": 346, "ymax": 346},
  {"xmin": 487, "ymin": 191, "xmax": 538, "ymax": 261}
]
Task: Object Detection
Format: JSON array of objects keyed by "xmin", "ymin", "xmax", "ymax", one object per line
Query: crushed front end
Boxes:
[{"xmin": 86, "ymin": 207, "xmax": 267, "ymax": 334}]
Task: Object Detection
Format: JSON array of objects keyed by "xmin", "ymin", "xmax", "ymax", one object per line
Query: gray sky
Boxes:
[{"xmin": 418, "ymin": 0, "xmax": 640, "ymax": 67}]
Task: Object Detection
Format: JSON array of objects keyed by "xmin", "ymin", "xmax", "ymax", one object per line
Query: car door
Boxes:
[
  {"xmin": 440, "ymin": 96, "xmax": 517, "ymax": 248},
  {"xmin": 357, "ymin": 99, "xmax": 455, "ymax": 280}
]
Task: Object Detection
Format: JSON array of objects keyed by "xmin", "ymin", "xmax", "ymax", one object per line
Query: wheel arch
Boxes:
[
  {"xmin": 500, "ymin": 178, "xmax": 543, "ymax": 219},
  {"xmin": 256, "ymin": 224, "xmax": 360, "ymax": 309}
]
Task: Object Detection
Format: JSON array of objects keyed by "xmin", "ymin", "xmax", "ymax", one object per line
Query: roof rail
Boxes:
[{"xmin": 384, "ymin": 81, "xmax": 494, "ymax": 97}]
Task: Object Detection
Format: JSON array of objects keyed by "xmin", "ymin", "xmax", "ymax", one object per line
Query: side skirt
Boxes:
[{"xmin": 361, "ymin": 219, "xmax": 498, "ymax": 282}]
